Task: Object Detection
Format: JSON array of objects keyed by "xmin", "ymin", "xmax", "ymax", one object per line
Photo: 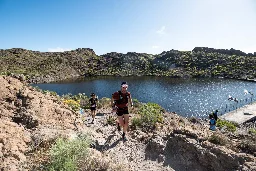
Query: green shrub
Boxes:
[
  {"xmin": 98, "ymin": 97, "xmax": 111, "ymax": 109},
  {"xmin": 49, "ymin": 91, "xmax": 57, "ymax": 96},
  {"xmin": 106, "ymin": 116, "xmax": 116, "ymax": 125},
  {"xmin": 132, "ymin": 102, "xmax": 164, "ymax": 130},
  {"xmin": 238, "ymin": 139, "xmax": 256, "ymax": 154},
  {"xmin": 42, "ymin": 90, "xmax": 49, "ymax": 94},
  {"xmin": 48, "ymin": 134, "xmax": 91, "ymax": 171},
  {"xmin": 208, "ymin": 133, "xmax": 228, "ymax": 145},
  {"xmin": 0, "ymin": 71, "xmax": 7, "ymax": 75},
  {"xmin": 248, "ymin": 128, "xmax": 256, "ymax": 135},
  {"xmin": 216, "ymin": 119, "xmax": 237, "ymax": 132},
  {"xmin": 61, "ymin": 93, "xmax": 73, "ymax": 100},
  {"xmin": 133, "ymin": 98, "xmax": 141, "ymax": 108},
  {"xmin": 131, "ymin": 116, "xmax": 142, "ymax": 129},
  {"xmin": 33, "ymin": 86, "xmax": 42, "ymax": 92},
  {"xmin": 72, "ymin": 93, "xmax": 88, "ymax": 101}
]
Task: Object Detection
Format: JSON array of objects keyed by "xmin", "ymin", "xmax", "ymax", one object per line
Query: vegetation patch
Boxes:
[
  {"xmin": 248, "ymin": 128, "xmax": 256, "ymax": 135},
  {"xmin": 47, "ymin": 134, "xmax": 91, "ymax": 171},
  {"xmin": 208, "ymin": 133, "xmax": 228, "ymax": 145},
  {"xmin": 2, "ymin": 47, "xmax": 255, "ymax": 83},
  {"xmin": 98, "ymin": 97, "xmax": 111, "ymax": 109},
  {"xmin": 238, "ymin": 138, "xmax": 256, "ymax": 155},
  {"xmin": 216, "ymin": 119, "xmax": 237, "ymax": 132},
  {"xmin": 131, "ymin": 102, "xmax": 164, "ymax": 130},
  {"xmin": 106, "ymin": 115, "xmax": 116, "ymax": 126},
  {"xmin": 63, "ymin": 99, "xmax": 81, "ymax": 112}
]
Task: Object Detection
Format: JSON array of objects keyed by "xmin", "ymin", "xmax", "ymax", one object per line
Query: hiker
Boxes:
[
  {"xmin": 213, "ymin": 110, "xmax": 218, "ymax": 121},
  {"xmin": 228, "ymin": 95, "xmax": 238, "ymax": 103},
  {"xmin": 209, "ymin": 114, "xmax": 216, "ymax": 131},
  {"xmin": 89, "ymin": 93, "xmax": 98, "ymax": 123},
  {"xmin": 111, "ymin": 81, "xmax": 133, "ymax": 141},
  {"xmin": 244, "ymin": 89, "xmax": 254, "ymax": 96},
  {"xmin": 234, "ymin": 98, "xmax": 238, "ymax": 103},
  {"xmin": 228, "ymin": 95, "xmax": 233, "ymax": 101}
]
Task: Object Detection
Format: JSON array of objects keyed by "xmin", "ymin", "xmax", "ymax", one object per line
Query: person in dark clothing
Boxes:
[
  {"xmin": 111, "ymin": 82, "xmax": 133, "ymax": 141},
  {"xmin": 209, "ymin": 114, "xmax": 216, "ymax": 131},
  {"xmin": 89, "ymin": 93, "xmax": 98, "ymax": 123},
  {"xmin": 213, "ymin": 110, "xmax": 218, "ymax": 121}
]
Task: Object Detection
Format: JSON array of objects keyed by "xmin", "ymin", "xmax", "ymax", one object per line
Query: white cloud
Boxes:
[
  {"xmin": 152, "ymin": 45, "xmax": 159, "ymax": 49},
  {"xmin": 156, "ymin": 26, "xmax": 166, "ymax": 35},
  {"xmin": 48, "ymin": 47, "xmax": 71, "ymax": 52}
]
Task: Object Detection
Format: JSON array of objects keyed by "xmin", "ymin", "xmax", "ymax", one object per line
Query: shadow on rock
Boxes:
[{"xmin": 94, "ymin": 130, "xmax": 122, "ymax": 152}]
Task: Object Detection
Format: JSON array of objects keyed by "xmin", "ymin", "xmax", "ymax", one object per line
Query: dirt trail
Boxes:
[{"xmin": 82, "ymin": 110, "xmax": 175, "ymax": 171}]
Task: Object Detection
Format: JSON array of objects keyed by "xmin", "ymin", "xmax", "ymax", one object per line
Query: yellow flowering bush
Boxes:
[{"xmin": 64, "ymin": 99, "xmax": 80, "ymax": 111}]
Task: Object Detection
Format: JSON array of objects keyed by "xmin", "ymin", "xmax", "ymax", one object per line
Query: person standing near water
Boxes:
[
  {"xmin": 209, "ymin": 114, "xmax": 216, "ymax": 131},
  {"xmin": 111, "ymin": 82, "xmax": 133, "ymax": 141},
  {"xmin": 213, "ymin": 110, "xmax": 218, "ymax": 121}
]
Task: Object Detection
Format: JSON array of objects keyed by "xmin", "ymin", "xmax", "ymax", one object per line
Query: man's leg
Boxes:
[
  {"xmin": 122, "ymin": 114, "xmax": 129, "ymax": 141},
  {"xmin": 91, "ymin": 109, "xmax": 95, "ymax": 123},
  {"xmin": 123, "ymin": 114, "xmax": 129, "ymax": 133},
  {"xmin": 116, "ymin": 118, "xmax": 121, "ymax": 131},
  {"xmin": 118, "ymin": 115, "xmax": 124, "ymax": 128},
  {"xmin": 116, "ymin": 109, "xmax": 123, "ymax": 131}
]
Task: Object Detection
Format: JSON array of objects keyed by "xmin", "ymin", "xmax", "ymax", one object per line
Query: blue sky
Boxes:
[{"xmin": 0, "ymin": 0, "xmax": 256, "ymax": 55}]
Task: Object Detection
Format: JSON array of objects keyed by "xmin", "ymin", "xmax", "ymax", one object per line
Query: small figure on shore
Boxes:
[
  {"xmin": 209, "ymin": 114, "xmax": 216, "ymax": 131},
  {"xmin": 111, "ymin": 82, "xmax": 133, "ymax": 142},
  {"xmin": 228, "ymin": 95, "xmax": 234, "ymax": 101},
  {"xmin": 228, "ymin": 95, "xmax": 238, "ymax": 103},
  {"xmin": 89, "ymin": 93, "xmax": 98, "ymax": 124},
  {"xmin": 234, "ymin": 98, "xmax": 238, "ymax": 103},
  {"xmin": 244, "ymin": 89, "xmax": 254, "ymax": 96},
  {"xmin": 244, "ymin": 89, "xmax": 249, "ymax": 95},
  {"xmin": 213, "ymin": 110, "xmax": 218, "ymax": 121}
]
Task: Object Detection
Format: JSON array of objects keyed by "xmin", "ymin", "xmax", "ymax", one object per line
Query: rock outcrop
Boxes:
[
  {"xmin": 0, "ymin": 76, "xmax": 85, "ymax": 170},
  {"xmin": 0, "ymin": 47, "xmax": 255, "ymax": 83}
]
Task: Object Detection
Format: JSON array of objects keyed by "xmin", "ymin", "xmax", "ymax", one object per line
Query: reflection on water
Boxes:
[{"xmin": 32, "ymin": 76, "xmax": 256, "ymax": 118}]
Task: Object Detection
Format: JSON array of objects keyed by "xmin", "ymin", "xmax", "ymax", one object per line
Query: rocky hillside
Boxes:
[
  {"xmin": 0, "ymin": 76, "xmax": 255, "ymax": 171},
  {"xmin": 0, "ymin": 47, "xmax": 255, "ymax": 83}
]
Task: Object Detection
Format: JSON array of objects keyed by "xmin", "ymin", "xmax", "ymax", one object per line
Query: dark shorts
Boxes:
[
  {"xmin": 90, "ymin": 107, "xmax": 96, "ymax": 111},
  {"xmin": 116, "ymin": 107, "xmax": 129, "ymax": 116}
]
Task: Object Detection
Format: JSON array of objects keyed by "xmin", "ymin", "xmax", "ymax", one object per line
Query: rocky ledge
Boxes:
[{"xmin": 0, "ymin": 76, "xmax": 255, "ymax": 171}]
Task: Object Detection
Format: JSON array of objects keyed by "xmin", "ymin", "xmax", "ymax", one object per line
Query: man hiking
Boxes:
[{"xmin": 111, "ymin": 82, "xmax": 133, "ymax": 141}]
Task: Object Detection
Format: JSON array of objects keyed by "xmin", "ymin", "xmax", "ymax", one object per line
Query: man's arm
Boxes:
[
  {"xmin": 129, "ymin": 94, "xmax": 133, "ymax": 107},
  {"xmin": 111, "ymin": 95, "xmax": 114, "ymax": 107},
  {"xmin": 111, "ymin": 94, "xmax": 116, "ymax": 108}
]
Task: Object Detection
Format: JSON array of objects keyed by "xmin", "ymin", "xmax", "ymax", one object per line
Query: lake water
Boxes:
[{"xmin": 32, "ymin": 76, "xmax": 256, "ymax": 118}]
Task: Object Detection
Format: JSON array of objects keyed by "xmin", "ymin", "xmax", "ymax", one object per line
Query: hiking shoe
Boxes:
[
  {"xmin": 122, "ymin": 133, "xmax": 128, "ymax": 142},
  {"xmin": 117, "ymin": 123, "xmax": 121, "ymax": 131},
  {"xmin": 122, "ymin": 136, "xmax": 128, "ymax": 142}
]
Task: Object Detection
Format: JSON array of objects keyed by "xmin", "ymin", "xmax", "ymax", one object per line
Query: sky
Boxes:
[{"xmin": 0, "ymin": 0, "xmax": 256, "ymax": 55}]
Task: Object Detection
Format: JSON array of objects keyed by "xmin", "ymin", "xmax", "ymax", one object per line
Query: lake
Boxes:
[{"xmin": 31, "ymin": 76, "xmax": 256, "ymax": 118}]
